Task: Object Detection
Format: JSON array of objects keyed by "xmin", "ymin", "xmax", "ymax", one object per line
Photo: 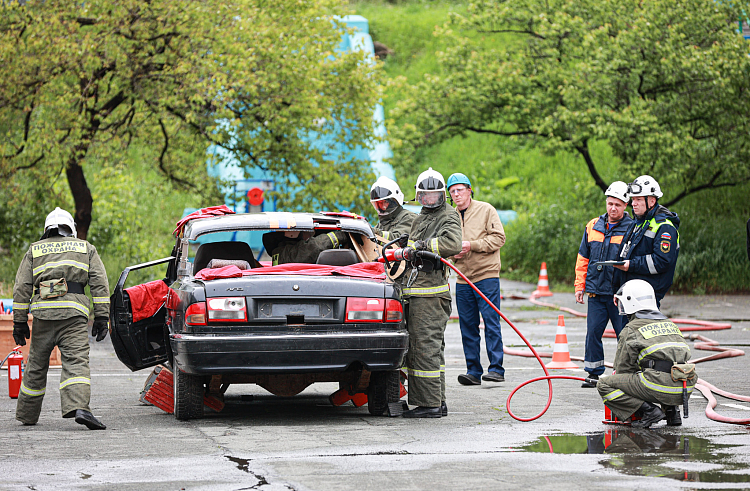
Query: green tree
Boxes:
[
  {"xmin": 0, "ymin": 0, "xmax": 380, "ymax": 239},
  {"xmin": 390, "ymin": 0, "xmax": 750, "ymax": 206}
]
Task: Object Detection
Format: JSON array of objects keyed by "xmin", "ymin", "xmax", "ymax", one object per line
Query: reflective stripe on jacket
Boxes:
[
  {"xmin": 402, "ymin": 202, "xmax": 462, "ymax": 299},
  {"xmin": 616, "ymin": 205, "xmax": 680, "ymax": 297},
  {"xmin": 13, "ymin": 237, "xmax": 110, "ymax": 322},
  {"xmin": 613, "ymin": 316, "xmax": 696, "ymax": 395},
  {"xmin": 574, "ymin": 213, "xmax": 633, "ymax": 295}
]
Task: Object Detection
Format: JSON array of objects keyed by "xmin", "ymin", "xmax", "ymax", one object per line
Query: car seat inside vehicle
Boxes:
[
  {"xmin": 193, "ymin": 241, "xmax": 261, "ymax": 275},
  {"xmin": 316, "ymin": 249, "xmax": 359, "ymax": 266}
]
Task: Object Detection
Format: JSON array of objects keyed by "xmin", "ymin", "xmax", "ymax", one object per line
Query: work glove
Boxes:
[
  {"xmin": 13, "ymin": 322, "xmax": 30, "ymax": 346},
  {"xmin": 413, "ymin": 240, "xmax": 429, "ymax": 251},
  {"xmin": 92, "ymin": 317, "xmax": 109, "ymax": 342},
  {"xmin": 396, "ymin": 234, "xmax": 409, "ymax": 248}
]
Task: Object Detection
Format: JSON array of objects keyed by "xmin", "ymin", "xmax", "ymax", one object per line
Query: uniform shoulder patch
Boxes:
[
  {"xmin": 660, "ymin": 240, "xmax": 671, "ymax": 253},
  {"xmin": 660, "ymin": 232, "xmax": 671, "ymax": 240}
]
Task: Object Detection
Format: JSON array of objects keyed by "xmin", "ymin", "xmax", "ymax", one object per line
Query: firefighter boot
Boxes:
[
  {"xmin": 74, "ymin": 409, "xmax": 106, "ymax": 430},
  {"xmin": 631, "ymin": 402, "xmax": 665, "ymax": 429},
  {"xmin": 664, "ymin": 405, "xmax": 682, "ymax": 426}
]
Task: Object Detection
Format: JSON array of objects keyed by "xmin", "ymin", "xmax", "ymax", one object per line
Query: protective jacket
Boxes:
[
  {"xmin": 403, "ymin": 202, "xmax": 462, "ymax": 299},
  {"xmin": 372, "ymin": 206, "xmax": 417, "ymax": 242},
  {"xmin": 615, "ymin": 205, "xmax": 680, "ymax": 298},
  {"xmin": 453, "ymin": 199, "xmax": 506, "ymax": 284},
  {"xmin": 271, "ymin": 231, "xmax": 348, "ymax": 265},
  {"xmin": 574, "ymin": 213, "xmax": 633, "ymax": 295},
  {"xmin": 13, "ymin": 237, "xmax": 110, "ymax": 322},
  {"xmin": 612, "ymin": 316, "xmax": 695, "ymax": 395}
]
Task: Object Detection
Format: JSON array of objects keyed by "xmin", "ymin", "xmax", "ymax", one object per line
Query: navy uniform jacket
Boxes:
[
  {"xmin": 615, "ymin": 205, "xmax": 680, "ymax": 299},
  {"xmin": 574, "ymin": 213, "xmax": 633, "ymax": 295}
]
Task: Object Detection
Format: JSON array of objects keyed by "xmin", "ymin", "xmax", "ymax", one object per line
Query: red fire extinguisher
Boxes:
[{"xmin": 3, "ymin": 346, "xmax": 24, "ymax": 399}]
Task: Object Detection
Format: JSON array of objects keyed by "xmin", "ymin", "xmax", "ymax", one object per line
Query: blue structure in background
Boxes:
[{"xmin": 185, "ymin": 15, "xmax": 396, "ymax": 257}]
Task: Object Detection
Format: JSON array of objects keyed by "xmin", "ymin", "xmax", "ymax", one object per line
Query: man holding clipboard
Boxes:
[{"xmin": 574, "ymin": 182, "xmax": 633, "ymax": 388}]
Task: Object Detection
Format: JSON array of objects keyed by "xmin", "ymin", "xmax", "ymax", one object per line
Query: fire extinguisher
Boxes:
[{"xmin": 2, "ymin": 346, "xmax": 24, "ymax": 399}]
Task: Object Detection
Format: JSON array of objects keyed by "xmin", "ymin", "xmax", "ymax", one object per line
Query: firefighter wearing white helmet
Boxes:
[
  {"xmin": 596, "ymin": 280, "xmax": 696, "ymax": 428},
  {"xmin": 12, "ymin": 207, "xmax": 110, "ymax": 430},
  {"xmin": 400, "ymin": 168, "xmax": 462, "ymax": 418},
  {"xmin": 370, "ymin": 176, "xmax": 416, "ymax": 243},
  {"xmin": 574, "ymin": 181, "xmax": 633, "ymax": 388},
  {"xmin": 613, "ymin": 175, "xmax": 680, "ymax": 307}
]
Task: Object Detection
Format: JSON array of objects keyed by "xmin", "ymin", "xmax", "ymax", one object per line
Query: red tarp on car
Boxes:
[
  {"xmin": 125, "ymin": 280, "xmax": 170, "ymax": 323},
  {"xmin": 173, "ymin": 205, "xmax": 235, "ymax": 237},
  {"xmin": 195, "ymin": 262, "xmax": 386, "ymax": 281}
]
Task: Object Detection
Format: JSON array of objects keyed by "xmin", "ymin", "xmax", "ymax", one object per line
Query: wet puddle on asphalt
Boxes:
[{"xmin": 514, "ymin": 430, "xmax": 750, "ymax": 483}]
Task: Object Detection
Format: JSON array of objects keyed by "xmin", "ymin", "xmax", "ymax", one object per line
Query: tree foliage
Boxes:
[
  {"xmin": 0, "ymin": 0, "xmax": 380, "ymax": 239},
  {"xmin": 389, "ymin": 0, "xmax": 750, "ymax": 206}
]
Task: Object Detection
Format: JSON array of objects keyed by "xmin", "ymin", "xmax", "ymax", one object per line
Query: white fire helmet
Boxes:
[
  {"xmin": 370, "ymin": 176, "xmax": 404, "ymax": 216},
  {"xmin": 615, "ymin": 280, "xmax": 659, "ymax": 315},
  {"xmin": 628, "ymin": 175, "xmax": 663, "ymax": 199},
  {"xmin": 414, "ymin": 167, "xmax": 446, "ymax": 209},
  {"xmin": 44, "ymin": 207, "xmax": 77, "ymax": 238},
  {"xmin": 605, "ymin": 181, "xmax": 629, "ymax": 204}
]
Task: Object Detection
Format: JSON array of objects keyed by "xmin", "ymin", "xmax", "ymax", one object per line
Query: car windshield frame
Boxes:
[{"xmin": 183, "ymin": 212, "xmax": 374, "ymax": 242}]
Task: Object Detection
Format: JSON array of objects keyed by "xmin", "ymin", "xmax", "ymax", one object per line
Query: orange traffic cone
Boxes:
[
  {"xmin": 532, "ymin": 262, "xmax": 553, "ymax": 297},
  {"xmin": 545, "ymin": 315, "xmax": 579, "ymax": 369}
]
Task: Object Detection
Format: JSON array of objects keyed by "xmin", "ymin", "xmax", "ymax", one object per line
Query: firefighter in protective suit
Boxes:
[
  {"xmin": 597, "ymin": 279, "xmax": 696, "ymax": 428},
  {"xmin": 401, "ymin": 168, "xmax": 462, "ymax": 418},
  {"xmin": 369, "ymin": 176, "xmax": 416, "ymax": 242},
  {"xmin": 12, "ymin": 208, "xmax": 110, "ymax": 430},
  {"xmin": 268, "ymin": 230, "xmax": 350, "ymax": 265}
]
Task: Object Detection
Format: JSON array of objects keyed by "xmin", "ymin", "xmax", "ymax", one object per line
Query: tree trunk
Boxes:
[
  {"xmin": 66, "ymin": 160, "xmax": 93, "ymax": 240},
  {"xmin": 574, "ymin": 141, "xmax": 607, "ymax": 192}
]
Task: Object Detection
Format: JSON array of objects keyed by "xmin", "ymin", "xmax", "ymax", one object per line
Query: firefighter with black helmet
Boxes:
[
  {"xmin": 401, "ymin": 168, "xmax": 462, "ymax": 418},
  {"xmin": 369, "ymin": 176, "xmax": 416, "ymax": 242},
  {"xmin": 12, "ymin": 207, "xmax": 110, "ymax": 430}
]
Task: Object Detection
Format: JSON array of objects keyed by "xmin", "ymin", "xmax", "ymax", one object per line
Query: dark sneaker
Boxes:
[
  {"xmin": 664, "ymin": 405, "xmax": 682, "ymax": 426},
  {"xmin": 581, "ymin": 374, "xmax": 599, "ymax": 388},
  {"xmin": 482, "ymin": 372, "xmax": 505, "ymax": 383},
  {"xmin": 457, "ymin": 374, "xmax": 481, "ymax": 386},
  {"xmin": 631, "ymin": 402, "xmax": 665, "ymax": 429},
  {"xmin": 441, "ymin": 401, "xmax": 448, "ymax": 416},
  {"xmin": 402, "ymin": 406, "xmax": 442, "ymax": 418},
  {"xmin": 75, "ymin": 410, "xmax": 106, "ymax": 430}
]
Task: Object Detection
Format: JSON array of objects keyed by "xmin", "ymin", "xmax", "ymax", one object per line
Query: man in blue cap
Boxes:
[{"xmin": 447, "ymin": 173, "xmax": 507, "ymax": 386}]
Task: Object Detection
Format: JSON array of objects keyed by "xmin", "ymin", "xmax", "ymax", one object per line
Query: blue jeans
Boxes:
[
  {"xmin": 584, "ymin": 294, "xmax": 625, "ymax": 376},
  {"xmin": 456, "ymin": 278, "xmax": 504, "ymax": 378}
]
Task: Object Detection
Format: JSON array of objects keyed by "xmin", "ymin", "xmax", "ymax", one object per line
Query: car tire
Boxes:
[
  {"xmin": 367, "ymin": 369, "xmax": 400, "ymax": 416},
  {"xmin": 173, "ymin": 361, "xmax": 204, "ymax": 421}
]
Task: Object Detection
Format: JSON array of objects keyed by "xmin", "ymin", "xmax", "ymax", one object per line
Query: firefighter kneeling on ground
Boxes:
[
  {"xmin": 400, "ymin": 168, "xmax": 462, "ymax": 418},
  {"xmin": 596, "ymin": 279, "xmax": 697, "ymax": 428},
  {"xmin": 12, "ymin": 208, "xmax": 110, "ymax": 430}
]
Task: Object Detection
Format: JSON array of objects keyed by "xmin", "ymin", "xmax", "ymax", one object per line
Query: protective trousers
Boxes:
[
  {"xmin": 403, "ymin": 296, "xmax": 451, "ymax": 407},
  {"xmin": 584, "ymin": 295, "xmax": 625, "ymax": 376},
  {"xmin": 456, "ymin": 278, "xmax": 504, "ymax": 378},
  {"xmin": 16, "ymin": 316, "xmax": 91, "ymax": 424},
  {"xmin": 597, "ymin": 372, "xmax": 687, "ymax": 421}
]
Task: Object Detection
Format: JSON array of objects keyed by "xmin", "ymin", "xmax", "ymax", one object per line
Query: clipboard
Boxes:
[{"xmin": 594, "ymin": 260, "xmax": 625, "ymax": 266}]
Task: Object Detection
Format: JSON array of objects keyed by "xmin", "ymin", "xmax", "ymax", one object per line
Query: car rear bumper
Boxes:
[{"xmin": 170, "ymin": 330, "xmax": 408, "ymax": 374}]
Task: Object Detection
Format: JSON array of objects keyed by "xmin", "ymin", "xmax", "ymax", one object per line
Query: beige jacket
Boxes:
[{"xmin": 453, "ymin": 199, "xmax": 506, "ymax": 284}]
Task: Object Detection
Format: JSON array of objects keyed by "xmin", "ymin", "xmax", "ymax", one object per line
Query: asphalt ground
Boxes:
[{"xmin": 1, "ymin": 279, "xmax": 749, "ymax": 491}]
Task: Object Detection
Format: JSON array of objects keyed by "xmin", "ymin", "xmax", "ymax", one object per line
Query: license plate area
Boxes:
[{"xmin": 248, "ymin": 297, "xmax": 341, "ymax": 323}]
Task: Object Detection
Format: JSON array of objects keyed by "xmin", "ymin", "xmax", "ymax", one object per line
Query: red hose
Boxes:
[
  {"xmin": 439, "ymin": 258, "xmax": 585, "ymax": 421},
  {"xmin": 438, "ymin": 256, "xmax": 748, "ymax": 424}
]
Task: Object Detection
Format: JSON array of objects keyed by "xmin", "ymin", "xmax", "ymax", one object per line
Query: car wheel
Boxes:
[
  {"xmin": 173, "ymin": 361, "xmax": 204, "ymax": 421},
  {"xmin": 367, "ymin": 369, "xmax": 400, "ymax": 416}
]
